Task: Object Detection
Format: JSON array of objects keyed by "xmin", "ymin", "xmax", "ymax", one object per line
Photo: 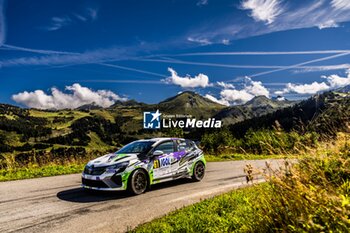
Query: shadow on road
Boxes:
[
  {"xmin": 56, "ymin": 188, "xmax": 130, "ymax": 203},
  {"xmin": 57, "ymin": 178, "xmax": 193, "ymax": 203}
]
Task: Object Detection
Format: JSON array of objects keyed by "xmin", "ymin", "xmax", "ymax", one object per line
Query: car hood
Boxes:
[{"xmin": 87, "ymin": 153, "xmax": 139, "ymax": 167}]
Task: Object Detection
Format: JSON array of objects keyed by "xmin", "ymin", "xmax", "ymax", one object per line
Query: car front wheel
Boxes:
[
  {"xmin": 128, "ymin": 169, "xmax": 148, "ymax": 195},
  {"xmin": 192, "ymin": 161, "xmax": 205, "ymax": 181}
]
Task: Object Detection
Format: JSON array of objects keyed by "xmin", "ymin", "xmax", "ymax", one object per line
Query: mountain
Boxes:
[
  {"xmin": 155, "ymin": 91, "xmax": 226, "ymax": 118},
  {"xmin": 109, "ymin": 99, "xmax": 147, "ymax": 108},
  {"xmin": 215, "ymin": 95, "xmax": 296, "ymax": 125},
  {"xmin": 77, "ymin": 103, "xmax": 103, "ymax": 111},
  {"xmin": 1, "ymin": 90, "xmax": 349, "ymax": 169},
  {"xmin": 228, "ymin": 91, "xmax": 350, "ymax": 138},
  {"xmin": 335, "ymin": 84, "xmax": 350, "ymax": 93}
]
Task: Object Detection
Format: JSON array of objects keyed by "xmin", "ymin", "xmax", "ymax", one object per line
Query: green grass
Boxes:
[
  {"xmin": 0, "ymin": 163, "xmax": 85, "ymax": 181},
  {"xmin": 133, "ymin": 136, "xmax": 350, "ymax": 233},
  {"xmin": 205, "ymin": 153, "xmax": 290, "ymax": 162},
  {"xmin": 132, "ymin": 183, "xmax": 270, "ymax": 233}
]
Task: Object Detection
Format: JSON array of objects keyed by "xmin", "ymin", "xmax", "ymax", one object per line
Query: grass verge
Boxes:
[
  {"xmin": 132, "ymin": 183, "xmax": 271, "ymax": 233},
  {"xmin": 0, "ymin": 163, "xmax": 85, "ymax": 181},
  {"xmin": 133, "ymin": 136, "xmax": 350, "ymax": 232},
  {"xmin": 205, "ymin": 153, "xmax": 290, "ymax": 162}
]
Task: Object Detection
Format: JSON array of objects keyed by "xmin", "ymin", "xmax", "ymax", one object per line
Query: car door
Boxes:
[
  {"xmin": 171, "ymin": 139, "xmax": 188, "ymax": 178},
  {"xmin": 152, "ymin": 140, "xmax": 175, "ymax": 181}
]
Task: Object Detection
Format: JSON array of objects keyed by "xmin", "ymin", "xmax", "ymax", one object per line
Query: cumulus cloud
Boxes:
[
  {"xmin": 323, "ymin": 70, "xmax": 350, "ymax": 88},
  {"xmin": 207, "ymin": 77, "xmax": 270, "ymax": 105},
  {"xmin": 162, "ymin": 67, "xmax": 210, "ymax": 88},
  {"xmin": 275, "ymin": 69, "xmax": 350, "ymax": 95},
  {"xmin": 204, "ymin": 94, "xmax": 230, "ymax": 106},
  {"xmin": 244, "ymin": 78, "xmax": 270, "ymax": 96},
  {"xmin": 220, "ymin": 89, "xmax": 255, "ymax": 104},
  {"xmin": 241, "ymin": 0, "xmax": 284, "ymax": 24},
  {"xmin": 12, "ymin": 83, "xmax": 127, "ymax": 109},
  {"xmin": 278, "ymin": 82, "xmax": 330, "ymax": 95},
  {"xmin": 216, "ymin": 81, "xmax": 235, "ymax": 89}
]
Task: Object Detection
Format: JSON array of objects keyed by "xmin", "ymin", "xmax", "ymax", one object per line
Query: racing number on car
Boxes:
[{"xmin": 153, "ymin": 160, "xmax": 160, "ymax": 169}]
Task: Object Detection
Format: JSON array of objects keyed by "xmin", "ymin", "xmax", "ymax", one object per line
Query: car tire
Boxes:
[
  {"xmin": 128, "ymin": 169, "xmax": 148, "ymax": 195},
  {"xmin": 192, "ymin": 161, "xmax": 205, "ymax": 181}
]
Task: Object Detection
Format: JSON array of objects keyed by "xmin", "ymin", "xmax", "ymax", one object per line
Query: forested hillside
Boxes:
[{"xmin": 1, "ymin": 89, "xmax": 349, "ymax": 171}]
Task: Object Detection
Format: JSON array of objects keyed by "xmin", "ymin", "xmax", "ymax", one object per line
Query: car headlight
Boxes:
[{"xmin": 105, "ymin": 161, "xmax": 129, "ymax": 173}]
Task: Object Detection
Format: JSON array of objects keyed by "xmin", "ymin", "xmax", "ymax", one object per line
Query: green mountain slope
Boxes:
[
  {"xmin": 228, "ymin": 91, "xmax": 350, "ymax": 138},
  {"xmin": 156, "ymin": 91, "xmax": 226, "ymax": 118},
  {"xmin": 215, "ymin": 95, "xmax": 295, "ymax": 125},
  {"xmin": 1, "ymin": 86, "xmax": 350, "ymax": 170}
]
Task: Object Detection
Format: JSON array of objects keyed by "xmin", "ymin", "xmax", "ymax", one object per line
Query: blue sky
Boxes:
[{"xmin": 1, "ymin": 0, "xmax": 350, "ymax": 109}]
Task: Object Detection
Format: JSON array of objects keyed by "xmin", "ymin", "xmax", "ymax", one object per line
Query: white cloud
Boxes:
[
  {"xmin": 204, "ymin": 94, "xmax": 230, "ymax": 106},
  {"xmin": 278, "ymin": 82, "xmax": 330, "ymax": 95},
  {"xmin": 220, "ymin": 89, "xmax": 254, "ymax": 104},
  {"xmin": 274, "ymin": 90, "xmax": 284, "ymax": 95},
  {"xmin": 222, "ymin": 39, "xmax": 230, "ymax": 45},
  {"xmin": 216, "ymin": 81, "xmax": 235, "ymax": 89},
  {"xmin": 12, "ymin": 83, "xmax": 127, "ymax": 109},
  {"xmin": 323, "ymin": 69, "xmax": 350, "ymax": 88},
  {"xmin": 187, "ymin": 37, "xmax": 212, "ymax": 45},
  {"xmin": 162, "ymin": 67, "xmax": 210, "ymax": 88},
  {"xmin": 244, "ymin": 78, "xmax": 270, "ymax": 96},
  {"xmin": 241, "ymin": 0, "xmax": 284, "ymax": 24},
  {"xmin": 188, "ymin": 0, "xmax": 350, "ymax": 46},
  {"xmin": 331, "ymin": 0, "xmax": 350, "ymax": 10},
  {"xmin": 0, "ymin": 0, "xmax": 6, "ymax": 46},
  {"xmin": 219, "ymin": 77, "xmax": 269, "ymax": 104},
  {"xmin": 318, "ymin": 19, "xmax": 339, "ymax": 29},
  {"xmin": 275, "ymin": 69, "xmax": 350, "ymax": 95},
  {"xmin": 210, "ymin": 77, "xmax": 270, "ymax": 105}
]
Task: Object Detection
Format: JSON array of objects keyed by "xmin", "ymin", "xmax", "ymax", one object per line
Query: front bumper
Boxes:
[{"xmin": 81, "ymin": 172, "xmax": 127, "ymax": 191}]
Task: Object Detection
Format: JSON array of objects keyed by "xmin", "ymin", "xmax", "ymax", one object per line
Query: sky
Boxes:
[{"xmin": 1, "ymin": 0, "xmax": 350, "ymax": 109}]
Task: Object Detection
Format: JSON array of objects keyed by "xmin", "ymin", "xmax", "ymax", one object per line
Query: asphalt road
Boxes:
[{"xmin": 0, "ymin": 159, "xmax": 285, "ymax": 233}]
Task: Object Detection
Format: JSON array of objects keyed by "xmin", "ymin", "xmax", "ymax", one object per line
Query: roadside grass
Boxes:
[
  {"xmin": 133, "ymin": 133, "xmax": 350, "ymax": 232},
  {"xmin": 132, "ymin": 183, "xmax": 271, "ymax": 233},
  {"xmin": 205, "ymin": 153, "xmax": 291, "ymax": 162},
  {"xmin": 0, "ymin": 153, "xmax": 281, "ymax": 182},
  {"xmin": 0, "ymin": 163, "xmax": 85, "ymax": 181}
]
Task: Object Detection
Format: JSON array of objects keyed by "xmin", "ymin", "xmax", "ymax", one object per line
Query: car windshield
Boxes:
[{"xmin": 116, "ymin": 141, "xmax": 154, "ymax": 154}]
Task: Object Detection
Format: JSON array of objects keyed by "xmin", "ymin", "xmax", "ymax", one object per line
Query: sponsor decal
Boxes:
[
  {"xmin": 153, "ymin": 157, "xmax": 171, "ymax": 169},
  {"xmin": 143, "ymin": 110, "xmax": 222, "ymax": 129}
]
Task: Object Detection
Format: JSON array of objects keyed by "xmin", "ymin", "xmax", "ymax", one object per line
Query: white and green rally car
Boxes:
[{"xmin": 82, "ymin": 138, "xmax": 206, "ymax": 195}]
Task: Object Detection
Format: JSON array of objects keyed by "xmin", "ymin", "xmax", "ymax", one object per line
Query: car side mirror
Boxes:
[{"xmin": 152, "ymin": 150, "xmax": 164, "ymax": 156}]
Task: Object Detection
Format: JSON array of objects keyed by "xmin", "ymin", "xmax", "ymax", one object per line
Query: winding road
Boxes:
[{"xmin": 0, "ymin": 160, "xmax": 284, "ymax": 233}]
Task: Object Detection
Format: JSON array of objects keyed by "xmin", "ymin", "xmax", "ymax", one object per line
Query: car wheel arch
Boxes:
[{"xmin": 128, "ymin": 168, "xmax": 151, "ymax": 191}]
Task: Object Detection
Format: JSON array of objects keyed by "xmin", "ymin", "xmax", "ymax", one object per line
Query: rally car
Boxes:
[{"xmin": 82, "ymin": 138, "xmax": 206, "ymax": 195}]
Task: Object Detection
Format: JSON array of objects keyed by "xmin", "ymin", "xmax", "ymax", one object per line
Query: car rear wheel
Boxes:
[
  {"xmin": 192, "ymin": 161, "xmax": 205, "ymax": 181},
  {"xmin": 128, "ymin": 169, "xmax": 148, "ymax": 195}
]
